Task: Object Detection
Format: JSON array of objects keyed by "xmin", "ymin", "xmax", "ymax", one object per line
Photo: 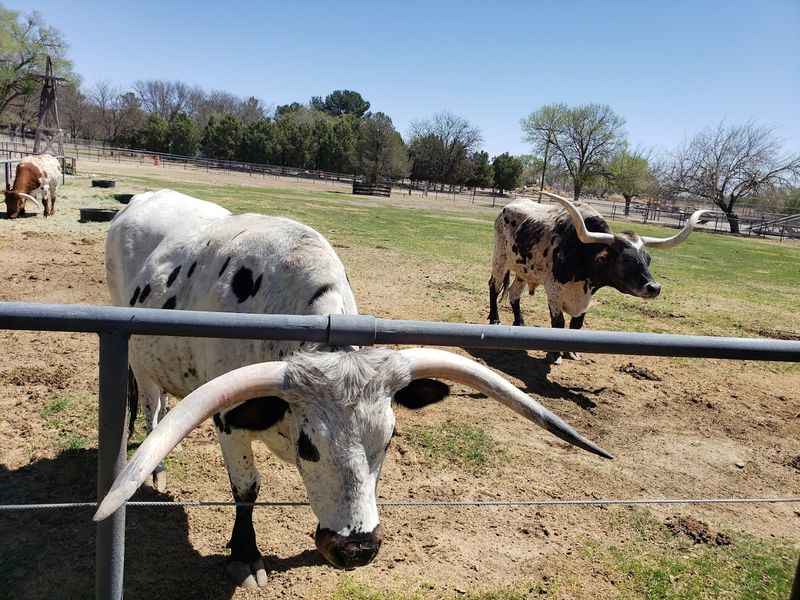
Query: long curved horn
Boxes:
[
  {"xmin": 539, "ymin": 190, "xmax": 614, "ymax": 245},
  {"xmin": 640, "ymin": 210, "xmax": 711, "ymax": 248},
  {"xmin": 398, "ymin": 348, "xmax": 613, "ymax": 459},
  {"xmin": 94, "ymin": 362, "xmax": 288, "ymax": 521},
  {"xmin": 16, "ymin": 192, "xmax": 42, "ymax": 210}
]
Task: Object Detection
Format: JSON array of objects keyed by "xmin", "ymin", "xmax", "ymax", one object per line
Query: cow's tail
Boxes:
[
  {"xmin": 496, "ymin": 270, "xmax": 511, "ymax": 302},
  {"xmin": 127, "ymin": 367, "xmax": 139, "ymax": 437}
]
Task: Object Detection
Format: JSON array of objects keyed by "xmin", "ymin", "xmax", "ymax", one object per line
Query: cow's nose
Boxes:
[
  {"xmin": 645, "ymin": 282, "xmax": 662, "ymax": 297},
  {"xmin": 315, "ymin": 524, "xmax": 384, "ymax": 569}
]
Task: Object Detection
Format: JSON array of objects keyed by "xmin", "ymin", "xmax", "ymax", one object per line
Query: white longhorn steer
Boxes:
[{"xmin": 101, "ymin": 189, "xmax": 611, "ymax": 588}]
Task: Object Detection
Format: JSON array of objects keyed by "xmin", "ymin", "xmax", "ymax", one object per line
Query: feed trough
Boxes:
[
  {"xmin": 92, "ymin": 180, "xmax": 116, "ymax": 188},
  {"xmin": 114, "ymin": 194, "xmax": 134, "ymax": 204},
  {"xmin": 80, "ymin": 207, "xmax": 119, "ymax": 222}
]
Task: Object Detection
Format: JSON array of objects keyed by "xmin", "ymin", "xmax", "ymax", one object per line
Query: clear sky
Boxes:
[{"xmin": 8, "ymin": 0, "xmax": 799, "ymax": 157}]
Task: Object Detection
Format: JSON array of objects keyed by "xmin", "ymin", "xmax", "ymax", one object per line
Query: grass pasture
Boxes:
[{"xmin": 0, "ymin": 168, "xmax": 798, "ymax": 599}]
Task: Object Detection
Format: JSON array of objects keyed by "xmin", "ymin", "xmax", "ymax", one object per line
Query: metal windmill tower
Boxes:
[{"xmin": 32, "ymin": 54, "xmax": 66, "ymax": 156}]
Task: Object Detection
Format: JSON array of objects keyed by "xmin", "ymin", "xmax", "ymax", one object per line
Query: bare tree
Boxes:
[
  {"xmin": 521, "ymin": 103, "xmax": 625, "ymax": 200},
  {"xmin": 666, "ymin": 122, "xmax": 800, "ymax": 232},
  {"xmin": 133, "ymin": 80, "xmax": 190, "ymax": 122},
  {"xmin": 408, "ymin": 111, "xmax": 482, "ymax": 188}
]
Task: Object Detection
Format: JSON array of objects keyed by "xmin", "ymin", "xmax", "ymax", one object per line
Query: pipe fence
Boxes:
[{"xmin": 1, "ymin": 301, "xmax": 799, "ymax": 599}]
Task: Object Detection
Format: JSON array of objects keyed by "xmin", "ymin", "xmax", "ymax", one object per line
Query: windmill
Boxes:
[{"xmin": 32, "ymin": 54, "xmax": 66, "ymax": 157}]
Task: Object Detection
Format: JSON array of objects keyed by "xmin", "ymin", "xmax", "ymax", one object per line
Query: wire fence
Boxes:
[
  {"xmin": 3, "ymin": 496, "xmax": 800, "ymax": 512},
  {"xmin": 2, "ymin": 303, "xmax": 799, "ymax": 598}
]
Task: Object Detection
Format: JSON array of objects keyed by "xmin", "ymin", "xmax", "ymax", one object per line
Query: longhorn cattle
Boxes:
[
  {"xmin": 100, "ymin": 189, "xmax": 611, "ymax": 588},
  {"xmin": 4, "ymin": 154, "xmax": 61, "ymax": 219},
  {"xmin": 488, "ymin": 191, "xmax": 709, "ymax": 363}
]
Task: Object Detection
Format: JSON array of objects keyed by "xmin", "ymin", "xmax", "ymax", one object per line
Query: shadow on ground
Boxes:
[
  {"xmin": 464, "ymin": 347, "xmax": 600, "ymax": 411},
  {"xmin": 0, "ymin": 448, "xmax": 319, "ymax": 600}
]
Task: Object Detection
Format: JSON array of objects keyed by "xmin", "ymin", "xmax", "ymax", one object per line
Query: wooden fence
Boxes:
[{"xmin": 352, "ymin": 180, "xmax": 392, "ymax": 197}]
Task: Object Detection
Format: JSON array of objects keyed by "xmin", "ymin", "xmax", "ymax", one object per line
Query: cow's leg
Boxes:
[
  {"xmin": 218, "ymin": 427, "xmax": 268, "ymax": 588},
  {"xmin": 136, "ymin": 375, "xmax": 169, "ymax": 491},
  {"xmin": 488, "ymin": 238, "xmax": 510, "ymax": 325},
  {"xmin": 508, "ymin": 277, "xmax": 527, "ymax": 326},
  {"xmin": 545, "ymin": 299, "xmax": 566, "ymax": 364},
  {"xmin": 562, "ymin": 313, "xmax": 586, "ymax": 360},
  {"xmin": 40, "ymin": 181, "xmax": 51, "ymax": 217},
  {"xmin": 48, "ymin": 188, "xmax": 56, "ymax": 216}
]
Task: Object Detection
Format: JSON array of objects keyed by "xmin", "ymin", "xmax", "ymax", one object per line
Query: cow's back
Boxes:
[
  {"xmin": 106, "ymin": 190, "xmax": 230, "ymax": 305},
  {"xmin": 18, "ymin": 154, "xmax": 62, "ymax": 187},
  {"xmin": 106, "ymin": 190, "xmax": 357, "ymax": 396}
]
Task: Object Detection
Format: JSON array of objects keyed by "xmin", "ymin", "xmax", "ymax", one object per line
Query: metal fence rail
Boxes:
[{"xmin": 1, "ymin": 301, "xmax": 799, "ymax": 599}]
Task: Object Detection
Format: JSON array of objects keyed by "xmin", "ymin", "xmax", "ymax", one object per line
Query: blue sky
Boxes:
[{"xmin": 9, "ymin": 0, "xmax": 799, "ymax": 157}]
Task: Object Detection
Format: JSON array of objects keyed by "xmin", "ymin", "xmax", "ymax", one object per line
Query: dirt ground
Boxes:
[{"xmin": 0, "ymin": 172, "xmax": 798, "ymax": 599}]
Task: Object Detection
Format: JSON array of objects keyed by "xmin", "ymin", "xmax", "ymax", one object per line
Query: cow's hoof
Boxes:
[
  {"xmin": 512, "ymin": 320, "xmax": 525, "ymax": 327},
  {"xmin": 563, "ymin": 351, "xmax": 581, "ymax": 361},
  {"xmin": 150, "ymin": 469, "xmax": 167, "ymax": 492},
  {"xmin": 489, "ymin": 319, "xmax": 501, "ymax": 325},
  {"xmin": 226, "ymin": 558, "xmax": 268, "ymax": 588},
  {"xmin": 545, "ymin": 352, "xmax": 562, "ymax": 365}
]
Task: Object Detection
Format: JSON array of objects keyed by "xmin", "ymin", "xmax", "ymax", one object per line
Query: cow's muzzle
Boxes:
[
  {"xmin": 642, "ymin": 281, "xmax": 662, "ymax": 298},
  {"xmin": 315, "ymin": 524, "xmax": 384, "ymax": 569}
]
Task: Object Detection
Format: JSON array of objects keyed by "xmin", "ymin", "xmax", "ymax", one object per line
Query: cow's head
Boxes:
[
  {"xmin": 4, "ymin": 189, "xmax": 41, "ymax": 219},
  {"xmin": 544, "ymin": 191, "xmax": 709, "ymax": 299},
  {"xmin": 94, "ymin": 348, "xmax": 612, "ymax": 569}
]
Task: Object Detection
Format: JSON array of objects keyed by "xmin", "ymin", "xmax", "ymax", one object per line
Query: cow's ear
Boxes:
[{"xmin": 394, "ymin": 378, "xmax": 450, "ymax": 409}]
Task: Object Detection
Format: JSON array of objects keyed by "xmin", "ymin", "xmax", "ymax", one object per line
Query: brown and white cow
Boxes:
[
  {"xmin": 4, "ymin": 154, "xmax": 61, "ymax": 219},
  {"xmin": 488, "ymin": 190, "xmax": 709, "ymax": 363}
]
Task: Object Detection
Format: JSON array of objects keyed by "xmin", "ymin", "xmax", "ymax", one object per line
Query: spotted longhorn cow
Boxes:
[
  {"xmin": 4, "ymin": 154, "xmax": 61, "ymax": 218},
  {"xmin": 100, "ymin": 189, "xmax": 611, "ymax": 588},
  {"xmin": 488, "ymin": 191, "xmax": 709, "ymax": 363}
]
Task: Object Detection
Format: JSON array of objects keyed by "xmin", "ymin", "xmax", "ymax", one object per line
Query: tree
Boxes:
[
  {"xmin": 201, "ymin": 114, "xmax": 242, "ymax": 160},
  {"xmin": 408, "ymin": 111, "xmax": 482, "ymax": 187},
  {"xmin": 607, "ymin": 148, "xmax": 654, "ymax": 215},
  {"xmin": 311, "ymin": 90, "xmax": 370, "ymax": 118},
  {"xmin": 274, "ymin": 102, "xmax": 304, "ymax": 119},
  {"xmin": 521, "ymin": 103, "xmax": 625, "ymax": 200},
  {"xmin": 0, "ymin": 7, "xmax": 74, "ymax": 120},
  {"xmin": 135, "ymin": 114, "xmax": 169, "ymax": 152},
  {"xmin": 133, "ymin": 80, "xmax": 194, "ymax": 122},
  {"xmin": 356, "ymin": 112, "xmax": 408, "ymax": 182},
  {"xmin": 492, "ymin": 153, "xmax": 523, "ymax": 194},
  {"xmin": 465, "ymin": 151, "xmax": 493, "ymax": 189},
  {"xmin": 168, "ymin": 112, "xmax": 200, "ymax": 156},
  {"xmin": 238, "ymin": 118, "xmax": 275, "ymax": 163},
  {"xmin": 666, "ymin": 122, "xmax": 800, "ymax": 232}
]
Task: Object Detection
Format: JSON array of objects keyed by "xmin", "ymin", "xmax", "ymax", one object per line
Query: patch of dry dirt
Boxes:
[
  {"xmin": 665, "ymin": 515, "xmax": 732, "ymax": 546},
  {"xmin": 0, "ymin": 173, "xmax": 798, "ymax": 600}
]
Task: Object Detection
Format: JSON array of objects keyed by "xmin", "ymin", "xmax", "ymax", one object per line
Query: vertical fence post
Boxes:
[{"xmin": 96, "ymin": 331, "xmax": 129, "ymax": 600}]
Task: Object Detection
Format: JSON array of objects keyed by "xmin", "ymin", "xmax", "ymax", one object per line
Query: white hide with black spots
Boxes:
[{"xmin": 106, "ymin": 189, "xmax": 364, "ymax": 548}]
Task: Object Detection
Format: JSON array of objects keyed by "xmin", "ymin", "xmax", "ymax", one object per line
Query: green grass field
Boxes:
[{"xmin": 103, "ymin": 175, "xmax": 800, "ymax": 340}]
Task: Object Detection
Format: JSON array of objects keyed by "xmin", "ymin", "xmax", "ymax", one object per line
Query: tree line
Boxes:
[{"xmin": 1, "ymin": 6, "xmax": 797, "ymax": 229}]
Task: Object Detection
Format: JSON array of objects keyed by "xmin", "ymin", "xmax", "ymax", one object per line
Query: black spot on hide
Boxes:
[
  {"xmin": 162, "ymin": 296, "xmax": 177, "ymax": 309},
  {"xmin": 166, "ymin": 265, "xmax": 181, "ymax": 287},
  {"xmin": 138, "ymin": 284, "xmax": 151, "ymax": 303},
  {"xmin": 308, "ymin": 283, "xmax": 335, "ymax": 306},
  {"xmin": 231, "ymin": 267, "xmax": 258, "ymax": 303},
  {"xmin": 129, "ymin": 286, "xmax": 140, "ymax": 306},
  {"xmin": 187, "ymin": 261, "xmax": 197, "ymax": 278},
  {"xmin": 223, "ymin": 397, "xmax": 289, "ymax": 431},
  {"xmin": 297, "ymin": 430, "xmax": 320, "ymax": 462},
  {"xmin": 219, "ymin": 257, "xmax": 231, "ymax": 277},
  {"xmin": 514, "ymin": 220, "xmax": 546, "ymax": 264},
  {"xmin": 394, "ymin": 379, "xmax": 450, "ymax": 409}
]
